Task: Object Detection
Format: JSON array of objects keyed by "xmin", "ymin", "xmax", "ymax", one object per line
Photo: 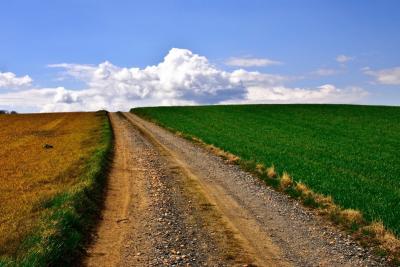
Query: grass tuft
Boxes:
[
  {"xmin": 191, "ymin": 137, "xmax": 240, "ymax": 164},
  {"xmin": 363, "ymin": 222, "xmax": 400, "ymax": 253},
  {"xmin": 314, "ymin": 194, "xmax": 335, "ymax": 209},
  {"xmin": 256, "ymin": 163, "xmax": 266, "ymax": 174},
  {"xmin": 340, "ymin": 209, "xmax": 364, "ymax": 225},
  {"xmin": 279, "ymin": 172, "xmax": 293, "ymax": 190},
  {"xmin": 295, "ymin": 182, "xmax": 310, "ymax": 195},
  {"xmin": 266, "ymin": 165, "xmax": 277, "ymax": 178}
]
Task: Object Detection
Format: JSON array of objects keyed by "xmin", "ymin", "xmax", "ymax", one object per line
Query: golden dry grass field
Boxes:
[{"xmin": 0, "ymin": 112, "xmax": 105, "ymax": 257}]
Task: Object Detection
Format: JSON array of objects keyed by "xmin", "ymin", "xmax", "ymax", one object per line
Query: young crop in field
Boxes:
[
  {"xmin": 0, "ymin": 112, "xmax": 107, "ymax": 259},
  {"xmin": 131, "ymin": 104, "xmax": 400, "ymax": 237}
]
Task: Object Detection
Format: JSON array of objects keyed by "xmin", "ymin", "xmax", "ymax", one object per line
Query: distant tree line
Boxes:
[{"xmin": 0, "ymin": 110, "xmax": 17, "ymax": 114}]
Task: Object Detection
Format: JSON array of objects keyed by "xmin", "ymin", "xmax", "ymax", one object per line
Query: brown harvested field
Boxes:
[{"xmin": 0, "ymin": 112, "xmax": 106, "ymax": 257}]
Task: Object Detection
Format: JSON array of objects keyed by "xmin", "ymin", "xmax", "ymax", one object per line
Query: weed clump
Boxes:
[
  {"xmin": 363, "ymin": 222, "xmax": 400, "ymax": 252},
  {"xmin": 295, "ymin": 182, "xmax": 310, "ymax": 195},
  {"xmin": 202, "ymin": 144, "xmax": 240, "ymax": 164},
  {"xmin": 266, "ymin": 165, "xmax": 277, "ymax": 178},
  {"xmin": 279, "ymin": 172, "xmax": 293, "ymax": 190},
  {"xmin": 341, "ymin": 209, "xmax": 364, "ymax": 225},
  {"xmin": 314, "ymin": 194, "xmax": 335, "ymax": 210},
  {"xmin": 256, "ymin": 163, "xmax": 266, "ymax": 174}
]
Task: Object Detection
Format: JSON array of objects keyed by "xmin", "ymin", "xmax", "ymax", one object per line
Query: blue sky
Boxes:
[{"xmin": 0, "ymin": 0, "xmax": 399, "ymax": 112}]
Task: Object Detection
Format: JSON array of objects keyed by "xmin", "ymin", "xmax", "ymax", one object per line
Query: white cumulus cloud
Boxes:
[
  {"xmin": 225, "ymin": 57, "xmax": 282, "ymax": 67},
  {"xmin": 0, "ymin": 48, "xmax": 368, "ymax": 112},
  {"xmin": 0, "ymin": 72, "xmax": 32, "ymax": 89},
  {"xmin": 363, "ymin": 67, "xmax": 400, "ymax": 85}
]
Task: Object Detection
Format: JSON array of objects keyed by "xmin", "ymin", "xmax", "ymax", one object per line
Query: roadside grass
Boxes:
[
  {"xmin": 131, "ymin": 104, "xmax": 400, "ymax": 263},
  {"xmin": 0, "ymin": 111, "xmax": 112, "ymax": 266}
]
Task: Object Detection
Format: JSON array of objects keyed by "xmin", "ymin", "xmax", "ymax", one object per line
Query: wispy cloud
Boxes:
[
  {"xmin": 225, "ymin": 56, "xmax": 282, "ymax": 67},
  {"xmin": 336, "ymin": 55, "xmax": 354, "ymax": 63},
  {"xmin": 363, "ymin": 67, "xmax": 400, "ymax": 85},
  {"xmin": 48, "ymin": 63, "xmax": 97, "ymax": 83},
  {"xmin": 311, "ymin": 68, "xmax": 340, "ymax": 76},
  {"xmin": 222, "ymin": 84, "xmax": 368, "ymax": 104}
]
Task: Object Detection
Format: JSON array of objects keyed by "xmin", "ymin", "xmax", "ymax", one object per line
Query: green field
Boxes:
[{"xmin": 132, "ymin": 104, "xmax": 400, "ymax": 236}]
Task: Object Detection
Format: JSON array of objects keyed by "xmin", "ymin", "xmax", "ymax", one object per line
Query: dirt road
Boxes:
[{"xmin": 84, "ymin": 112, "xmax": 385, "ymax": 266}]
